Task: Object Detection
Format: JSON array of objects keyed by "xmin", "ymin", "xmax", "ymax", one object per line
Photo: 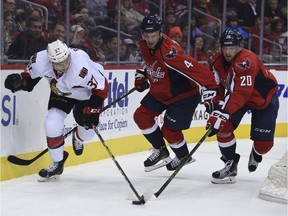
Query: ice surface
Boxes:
[{"xmin": 1, "ymin": 138, "xmax": 287, "ymax": 216}]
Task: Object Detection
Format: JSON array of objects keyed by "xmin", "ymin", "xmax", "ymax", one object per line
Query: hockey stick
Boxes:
[
  {"xmin": 7, "ymin": 126, "xmax": 77, "ymax": 166},
  {"xmin": 143, "ymin": 127, "xmax": 213, "ymax": 202},
  {"xmin": 93, "ymin": 127, "xmax": 146, "ymax": 205},
  {"xmin": 7, "ymin": 87, "xmax": 136, "ymax": 166}
]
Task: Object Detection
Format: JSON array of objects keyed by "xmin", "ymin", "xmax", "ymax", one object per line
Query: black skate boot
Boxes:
[
  {"xmin": 72, "ymin": 130, "xmax": 84, "ymax": 156},
  {"xmin": 211, "ymin": 153, "xmax": 240, "ymax": 184},
  {"xmin": 144, "ymin": 146, "xmax": 172, "ymax": 172},
  {"xmin": 38, "ymin": 151, "xmax": 69, "ymax": 182},
  {"xmin": 166, "ymin": 155, "xmax": 196, "ymax": 171},
  {"xmin": 248, "ymin": 149, "xmax": 262, "ymax": 172}
]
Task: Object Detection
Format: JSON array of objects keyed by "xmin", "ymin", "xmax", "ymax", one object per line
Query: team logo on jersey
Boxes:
[
  {"xmin": 79, "ymin": 67, "xmax": 88, "ymax": 78},
  {"xmin": 165, "ymin": 46, "xmax": 177, "ymax": 58},
  {"xmin": 236, "ymin": 58, "xmax": 251, "ymax": 70},
  {"xmin": 50, "ymin": 79, "xmax": 72, "ymax": 96}
]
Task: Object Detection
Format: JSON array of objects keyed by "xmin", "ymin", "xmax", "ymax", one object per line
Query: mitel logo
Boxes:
[
  {"xmin": 1, "ymin": 95, "xmax": 17, "ymax": 127},
  {"xmin": 106, "ymin": 72, "xmax": 129, "ymax": 108},
  {"xmin": 278, "ymin": 84, "xmax": 287, "ymax": 98}
]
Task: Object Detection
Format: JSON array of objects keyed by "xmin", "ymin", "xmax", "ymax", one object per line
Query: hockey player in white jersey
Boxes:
[{"xmin": 5, "ymin": 40, "xmax": 108, "ymax": 181}]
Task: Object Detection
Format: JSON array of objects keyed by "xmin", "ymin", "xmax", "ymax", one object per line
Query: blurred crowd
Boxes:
[{"xmin": 3, "ymin": 0, "xmax": 288, "ymax": 64}]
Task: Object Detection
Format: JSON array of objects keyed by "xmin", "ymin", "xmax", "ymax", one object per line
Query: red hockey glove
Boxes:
[
  {"xmin": 134, "ymin": 69, "xmax": 149, "ymax": 92},
  {"xmin": 5, "ymin": 73, "xmax": 23, "ymax": 93},
  {"xmin": 206, "ymin": 109, "xmax": 229, "ymax": 137},
  {"xmin": 202, "ymin": 89, "xmax": 219, "ymax": 114}
]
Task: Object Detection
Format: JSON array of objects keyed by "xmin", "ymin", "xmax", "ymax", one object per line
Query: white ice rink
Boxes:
[{"xmin": 1, "ymin": 137, "xmax": 287, "ymax": 216}]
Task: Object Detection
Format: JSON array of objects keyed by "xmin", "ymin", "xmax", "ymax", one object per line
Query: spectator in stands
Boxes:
[
  {"xmin": 121, "ymin": 0, "xmax": 144, "ymax": 33},
  {"xmin": 249, "ymin": 17, "xmax": 277, "ymax": 62},
  {"xmin": 169, "ymin": 26, "xmax": 183, "ymax": 44},
  {"xmin": 102, "ymin": 34, "xmax": 121, "ymax": 61},
  {"xmin": 123, "ymin": 38, "xmax": 142, "ymax": 63},
  {"xmin": 86, "ymin": 0, "xmax": 107, "ymax": 19},
  {"xmin": 48, "ymin": 22, "xmax": 66, "ymax": 42},
  {"xmin": 120, "ymin": 42, "xmax": 129, "ymax": 61},
  {"xmin": 265, "ymin": 0, "xmax": 282, "ymax": 23},
  {"xmin": 70, "ymin": 24, "xmax": 86, "ymax": 48},
  {"xmin": 163, "ymin": 7, "xmax": 178, "ymax": 36},
  {"xmin": 81, "ymin": 29, "xmax": 106, "ymax": 62},
  {"xmin": 191, "ymin": 35, "xmax": 208, "ymax": 61},
  {"xmin": 75, "ymin": 5, "xmax": 96, "ymax": 29},
  {"xmin": 32, "ymin": 0, "xmax": 63, "ymax": 24},
  {"xmin": 7, "ymin": 15, "xmax": 47, "ymax": 60},
  {"xmin": 132, "ymin": 0, "xmax": 150, "ymax": 15},
  {"xmin": 179, "ymin": 14, "xmax": 203, "ymax": 54},
  {"xmin": 14, "ymin": 11, "xmax": 27, "ymax": 35},
  {"xmin": 206, "ymin": 37, "xmax": 221, "ymax": 56},
  {"xmin": 226, "ymin": 15, "xmax": 249, "ymax": 47},
  {"xmin": 3, "ymin": 12, "xmax": 15, "ymax": 55},
  {"xmin": 70, "ymin": 14, "xmax": 89, "ymax": 48},
  {"xmin": 104, "ymin": 10, "xmax": 131, "ymax": 33},
  {"xmin": 237, "ymin": 0, "xmax": 261, "ymax": 28},
  {"xmin": 271, "ymin": 19, "xmax": 286, "ymax": 39},
  {"xmin": 280, "ymin": 5, "xmax": 287, "ymax": 28},
  {"xmin": 193, "ymin": 0, "xmax": 221, "ymax": 51},
  {"xmin": 3, "ymin": 0, "xmax": 16, "ymax": 14}
]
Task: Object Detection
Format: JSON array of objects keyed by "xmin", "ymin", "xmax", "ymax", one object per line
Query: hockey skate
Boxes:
[
  {"xmin": 211, "ymin": 153, "xmax": 240, "ymax": 184},
  {"xmin": 72, "ymin": 130, "xmax": 84, "ymax": 156},
  {"xmin": 38, "ymin": 151, "xmax": 69, "ymax": 182},
  {"xmin": 144, "ymin": 146, "xmax": 172, "ymax": 172},
  {"xmin": 248, "ymin": 149, "xmax": 262, "ymax": 172},
  {"xmin": 166, "ymin": 155, "xmax": 196, "ymax": 171}
]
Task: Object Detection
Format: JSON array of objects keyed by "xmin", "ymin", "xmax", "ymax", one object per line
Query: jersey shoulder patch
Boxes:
[
  {"xmin": 165, "ymin": 46, "xmax": 177, "ymax": 59},
  {"xmin": 79, "ymin": 67, "xmax": 88, "ymax": 78},
  {"xmin": 236, "ymin": 57, "xmax": 251, "ymax": 70}
]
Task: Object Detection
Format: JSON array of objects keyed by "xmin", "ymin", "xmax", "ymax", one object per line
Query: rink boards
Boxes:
[{"xmin": 1, "ymin": 66, "xmax": 287, "ymax": 181}]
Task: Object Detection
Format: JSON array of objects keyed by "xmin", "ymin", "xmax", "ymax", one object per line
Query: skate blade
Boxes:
[
  {"xmin": 38, "ymin": 175, "xmax": 61, "ymax": 182},
  {"xmin": 144, "ymin": 157, "xmax": 172, "ymax": 172},
  {"xmin": 211, "ymin": 176, "xmax": 236, "ymax": 184}
]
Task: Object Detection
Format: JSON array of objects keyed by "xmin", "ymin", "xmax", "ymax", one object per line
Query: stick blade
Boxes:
[
  {"xmin": 7, "ymin": 155, "xmax": 32, "ymax": 166},
  {"xmin": 126, "ymin": 188, "xmax": 155, "ymax": 205}
]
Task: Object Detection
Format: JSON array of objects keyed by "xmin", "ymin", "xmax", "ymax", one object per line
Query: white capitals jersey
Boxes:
[{"xmin": 26, "ymin": 48, "xmax": 107, "ymax": 101}]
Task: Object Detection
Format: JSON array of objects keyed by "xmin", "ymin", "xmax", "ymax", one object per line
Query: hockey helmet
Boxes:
[
  {"xmin": 141, "ymin": 14, "xmax": 163, "ymax": 33},
  {"xmin": 220, "ymin": 29, "xmax": 244, "ymax": 47},
  {"xmin": 47, "ymin": 40, "xmax": 70, "ymax": 63}
]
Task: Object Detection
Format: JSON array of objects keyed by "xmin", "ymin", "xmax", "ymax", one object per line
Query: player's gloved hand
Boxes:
[
  {"xmin": 134, "ymin": 69, "xmax": 149, "ymax": 92},
  {"xmin": 206, "ymin": 109, "xmax": 229, "ymax": 137},
  {"xmin": 202, "ymin": 89, "xmax": 218, "ymax": 114},
  {"xmin": 82, "ymin": 94, "xmax": 104, "ymax": 129},
  {"xmin": 5, "ymin": 73, "xmax": 23, "ymax": 93},
  {"xmin": 83, "ymin": 107, "xmax": 101, "ymax": 129}
]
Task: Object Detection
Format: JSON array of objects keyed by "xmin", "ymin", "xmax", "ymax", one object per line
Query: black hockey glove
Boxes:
[
  {"xmin": 83, "ymin": 107, "xmax": 101, "ymax": 129},
  {"xmin": 82, "ymin": 94, "xmax": 104, "ymax": 129},
  {"xmin": 134, "ymin": 69, "xmax": 149, "ymax": 92},
  {"xmin": 5, "ymin": 73, "xmax": 23, "ymax": 93}
]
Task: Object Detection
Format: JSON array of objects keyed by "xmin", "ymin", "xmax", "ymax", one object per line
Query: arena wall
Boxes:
[{"xmin": 1, "ymin": 66, "xmax": 287, "ymax": 181}]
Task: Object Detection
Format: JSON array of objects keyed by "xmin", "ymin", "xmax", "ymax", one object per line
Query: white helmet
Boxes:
[{"xmin": 47, "ymin": 40, "xmax": 70, "ymax": 63}]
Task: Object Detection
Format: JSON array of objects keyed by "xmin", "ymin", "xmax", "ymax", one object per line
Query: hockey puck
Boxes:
[{"xmin": 132, "ymin": 200, "xmax": 145, "ymax": 205}]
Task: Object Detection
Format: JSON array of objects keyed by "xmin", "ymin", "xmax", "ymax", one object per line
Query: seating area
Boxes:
[{"xmin": 2, "ymin": 0, "xmax": 287, "ymax": 65}]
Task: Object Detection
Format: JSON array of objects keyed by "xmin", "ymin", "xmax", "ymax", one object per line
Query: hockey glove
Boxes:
[
  {"xmin": 134, "ymin": 69, "xmax": 149, "ymax": 92},
  {"xmin": 206, "ymin": 109, "xmax": 229, "ymax": 137},
  {"xmin": 82, "ymin": 94, "xmax": 104, "ymax": 129},
  {"xmin": 5, "ymin": 73, "xmax": 23, "ymax": 93},
  {"xmin": 83, "ymin": 107, "xmax": 101, "ymax": 129},
  {"xmin": 202, "ymin": 89, "xmax": 219, "ymax": 114}
]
